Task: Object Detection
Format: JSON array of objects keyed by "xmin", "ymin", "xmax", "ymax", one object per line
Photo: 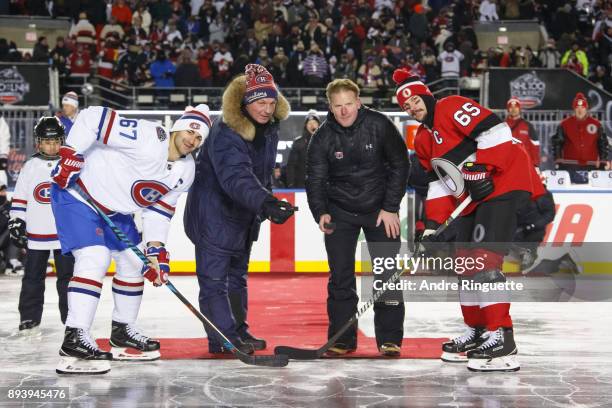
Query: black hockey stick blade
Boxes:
[
  {"xmin": 165, "ymin": 282, "xmax": 289, "ymax": 367},
  {"xmin": 274, "ymin": 316, "xmax": 358, "ymax": 359},
  {"xmin": 237, "ymin": 351, "xmax": 290, "ymax": 367},
  {"xmin": 274, "ymin": 346, "xmax": 321, "ymax": 360}
]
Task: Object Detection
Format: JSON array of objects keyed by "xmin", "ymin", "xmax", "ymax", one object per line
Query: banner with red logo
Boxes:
[{"xmin": 0, "ymin": 63, "xmax": 50, "ymax": 106}]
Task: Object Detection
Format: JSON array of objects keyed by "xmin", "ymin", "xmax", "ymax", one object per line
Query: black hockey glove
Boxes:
[
  {"xmin": 262, "ymin": 196, "xmax": 295, "ymax": 224},
  {"xmin": 8, "ymin": 218, "xmax": 27, "ymax": 248},
  {"xmin": 516, "ymin": 223, "xmax": 536, "ymax": 237},
  {"xmin": 415, "ymin": 229, "xmax": 440, "ymax": 255},
  {"xmin": 462, "ymin": 162, "xmax": 494, "ymax": 201}
]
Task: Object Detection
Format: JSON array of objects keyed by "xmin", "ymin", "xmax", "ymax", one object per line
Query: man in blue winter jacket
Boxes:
[{"xmin": 184, "ymin": 64, "xmax": 294, "ymax": 354}]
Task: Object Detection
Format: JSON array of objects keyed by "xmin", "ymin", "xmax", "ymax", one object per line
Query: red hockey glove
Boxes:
[
  {"xmin": 141, "ymin": 245, "xmax": 170, "ymax": 287},
  {"xmin": 51, "ymin": 146, "xmax": 84, "ymax": 189},
  {"xmin": 462, "ymin": 162, "xmax": 494, "ymax": 201}
]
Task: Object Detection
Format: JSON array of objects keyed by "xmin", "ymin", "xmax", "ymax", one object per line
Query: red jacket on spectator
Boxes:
[
  {"xmin": 557, "ymin": 115, "xmax": 605, "ymax": 166},
  {"xmin": 98, "ymin": 44, "xmax": 120, "ymax": 79},
  {"xmin": 67, "ymin": 46, "xmax": 92, "ymax": 75},
  {"xmin": 562, "ymin": 59, "xmax": 584, "ymax": 76},
  {"xmin": 112, "ymin": 1, "xmax": 133, "ymax": 27},
  {"xmin": 338, "ymin": 21, "xmax": 366, "ymax": 42},
  {"xmin": 506, "ymin": 117, "xmax": 540, "ymax": 165},
  {"xmin": 149, "ymin": 27, "xmax": 166, "ymax": 44},
  {"xmin": 499, "ymin": 51, "xmax": 511, "ymax": 67}
]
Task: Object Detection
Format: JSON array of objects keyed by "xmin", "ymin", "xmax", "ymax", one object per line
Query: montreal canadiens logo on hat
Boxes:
[
  {"xmin": 131, "ymin": 180, "xmax": 170, "ymax": 207},
  {"xmin": 256, "ymin": 75, "xmax": 269, "ymax": 83},
  {"xmin": 189, "ymin": 122, "xmax": 201, "ymax": 130},
  {"xmin": 33, "ymin": 182, "xmax": 52, "ymax": 204}
]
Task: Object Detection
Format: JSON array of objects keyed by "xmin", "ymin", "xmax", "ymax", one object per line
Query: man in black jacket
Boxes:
[
  {"xmin": 306, "ymin": 78, "xmax": 409, "ymax": 357},
  {"xmin": 286, "ymin": 109, "xmax": 320, "ymax": 188}
]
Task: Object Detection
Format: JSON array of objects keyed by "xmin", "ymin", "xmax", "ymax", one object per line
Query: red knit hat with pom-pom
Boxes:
[
  {"xmin": 392, "ymin": 68, "xmax": 433, "ymax": 109},
  {"xmin": 572, "ymin": 92, "xmax": 588, "ymax": 109},
  {"xmin": 243, "ymin": 63, "xmax": 278, "ymax": 105}
]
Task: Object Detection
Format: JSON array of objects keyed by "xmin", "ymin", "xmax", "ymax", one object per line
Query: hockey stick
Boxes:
[
  {"xmin": 71, "ymin": 184, "xmax": 289, "ymax": 368},
  {"xmin": 275, "ymin": 157, "xmax": 470, "ymax": 359},
  {"xmin": 274, "ymin": 196, "xmax": 472, "ymax": 359}
]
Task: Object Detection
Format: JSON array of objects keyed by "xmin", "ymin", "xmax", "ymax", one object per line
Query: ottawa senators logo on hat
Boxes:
[{"xmin": 401, "ymin": 87, "xmax": 412, "ymax": 98}]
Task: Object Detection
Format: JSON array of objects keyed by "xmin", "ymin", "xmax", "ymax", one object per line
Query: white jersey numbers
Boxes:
[
  {"xmin": 118, "ymin": 118, "xmax": 138, "ymax": 141},
  {"xmin": 453, "ymin": 103, "xmax": 481, "ymax": 127}
]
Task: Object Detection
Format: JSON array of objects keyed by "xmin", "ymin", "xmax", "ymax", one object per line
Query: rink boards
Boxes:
[{"xmin": 161, "ymin": 189, "xmax": 612, "ymax": 274}]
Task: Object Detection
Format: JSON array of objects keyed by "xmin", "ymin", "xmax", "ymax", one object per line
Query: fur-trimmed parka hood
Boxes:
[{"xmin": 221, "ymin": 74, "xmax": 290, "ymax": 141}]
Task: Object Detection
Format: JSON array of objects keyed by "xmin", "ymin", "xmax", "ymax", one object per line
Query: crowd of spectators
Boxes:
[{"xmin": 0, "ymin": 0, "xmax": 610, "ymax": 94}]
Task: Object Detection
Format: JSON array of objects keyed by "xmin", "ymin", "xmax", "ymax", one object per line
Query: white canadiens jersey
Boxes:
[
  {"xmin": 10, "ymin": 156, "xmax": 60, "ymax": 250},
  {"xmin": 67, "ymin": 106, "xmax": 195, "ymax": 244}
]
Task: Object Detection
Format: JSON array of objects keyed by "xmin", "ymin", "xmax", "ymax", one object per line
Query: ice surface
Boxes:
[{"xmin": 1, "ymin": 275, "xmax": 611, "ymax": 407}]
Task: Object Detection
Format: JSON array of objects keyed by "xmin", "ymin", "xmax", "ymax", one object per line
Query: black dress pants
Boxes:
[{"xmin": 325, "ymin": 206, "xmax": 405, "ymax": 348}]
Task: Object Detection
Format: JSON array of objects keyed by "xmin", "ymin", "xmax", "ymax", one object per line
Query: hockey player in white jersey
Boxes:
[
  {"xmin": 9, "ymin": 117, "xmax": 74, "ymax": 334},
  {"xmin": 51, "ymin": 104, "xmax": 211, "ymax": 374}
]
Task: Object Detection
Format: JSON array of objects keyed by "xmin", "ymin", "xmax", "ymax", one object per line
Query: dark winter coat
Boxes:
[
  {"xmin": 285, "ymin": 130, "xmax": 311, "ymax": 188},
  {"xmin": 184, "ymin": 75, "xmax": 290, "ymax": 255},
  {"xmin": 306, "ymin": 107, "xmax": 409, "ymax": 221}
]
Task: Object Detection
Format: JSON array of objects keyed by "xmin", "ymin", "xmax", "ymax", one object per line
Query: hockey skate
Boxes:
[
  {"xmin": 56, "ymin": 327, "xmax": 112, "ymax": 375},
  {"xmin": 5, "ymin": 259, "xmax": 24, "ymax": 276},
  {"xmin": 18, "ymin": 320, "xmax": 42, "ymax": 337},
  {"xmin": 441, "ymin": 326, "xmax": 485, "ymax": 362},
  {"xmin": 467, "ymin": 327, "xmax": 520, "ymax": 372},
  {"xmin": 109, "ymin": 321, "xmax": 161, "ymax": 361}
]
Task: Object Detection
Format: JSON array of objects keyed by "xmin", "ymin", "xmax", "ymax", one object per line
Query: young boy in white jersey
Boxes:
[
  {"xmin": 51, "ymin": 104, "xmax": 211, "ymax": 375},
  {"xmin": 9, "ymin": 117, "xmax": 75, "ymax": 335}
]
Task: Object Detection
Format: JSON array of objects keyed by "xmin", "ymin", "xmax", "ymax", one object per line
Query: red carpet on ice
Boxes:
[{"xmin": 98, "ymin": 275, "xmax": 446, "ymax": 359}]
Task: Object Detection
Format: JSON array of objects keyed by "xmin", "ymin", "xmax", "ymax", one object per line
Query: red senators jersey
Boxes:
[
  {"xmin": 506, "ymin": 117, "xmax": 540, "ymax": 165},
  {"xmin": 414, "ymin": 96, "xmax": 536, "ymax": 227},
  {"xmin": 558, "ymin": 115, "xmax": 604, "ymax": 165}
]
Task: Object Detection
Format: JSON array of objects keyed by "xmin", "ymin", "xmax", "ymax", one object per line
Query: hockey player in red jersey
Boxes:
[{"xmin": 393, "ymin": 68, "xmax": 539, "ymax": 372}]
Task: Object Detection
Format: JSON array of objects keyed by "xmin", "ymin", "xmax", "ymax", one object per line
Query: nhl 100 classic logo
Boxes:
[
  {"xmin": 0, "ymin": 66, "xmax": 30, "ymax": 105},
  {"xmin": 509, "ymin": 71, "xmax": 545, "ymax": 109}
]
